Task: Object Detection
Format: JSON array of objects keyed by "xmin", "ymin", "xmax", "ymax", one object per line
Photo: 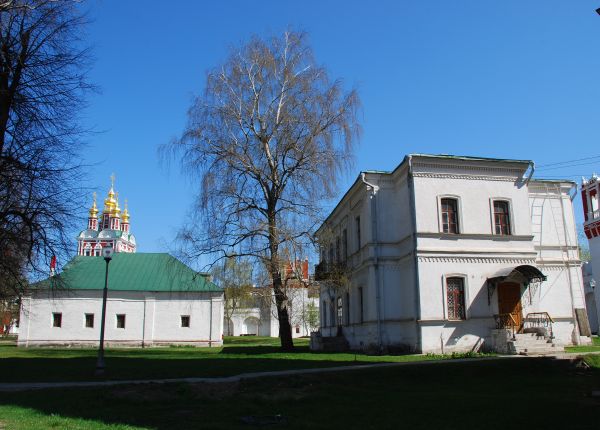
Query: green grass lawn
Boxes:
[
  {"xmin": 0, "ymin": 336, "xmax": 490, "ymax": 384},
  {"xmin": 565, "ymin": 335, "xmax": 600, "ymax": 353},
  {"xmin": 0, "ymin": 355, "xmax": 599, "ymax": 430}
]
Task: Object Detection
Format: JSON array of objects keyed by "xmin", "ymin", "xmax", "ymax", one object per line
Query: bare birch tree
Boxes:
[
  {"xmin": 166, "ymin": 31, "xmax": 360, "ymax": 350},
  {"xmin": 0, "ymin": 0, "xmax": 93, "ymax": 300}
]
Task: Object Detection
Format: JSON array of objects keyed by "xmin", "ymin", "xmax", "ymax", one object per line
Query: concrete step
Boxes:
[{"xmin": 508, "ymin": 333, "xmax": 564, "ymax": 355}]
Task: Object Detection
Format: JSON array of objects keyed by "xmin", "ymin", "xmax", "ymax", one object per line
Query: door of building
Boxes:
[{"xmin": 498, "ymin": 282, "xmax": 523, "ymax": 328}]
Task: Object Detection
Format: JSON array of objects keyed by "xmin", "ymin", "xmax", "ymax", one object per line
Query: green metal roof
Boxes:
[
  {"xmin": 406, "ymin": 153, "xmax": 533, "ymax": 164},
  {"xmin": 35, "ymin": 253, "xmax": 220, "ymax": 293}
]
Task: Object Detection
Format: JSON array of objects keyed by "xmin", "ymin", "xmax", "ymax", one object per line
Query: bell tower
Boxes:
[{"xmin": 581, "ymin": 174, "xmax": 600, "ymax": 334}]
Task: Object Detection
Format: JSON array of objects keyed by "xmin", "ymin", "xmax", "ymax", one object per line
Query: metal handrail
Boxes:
[
  {"xmin": 523, "ymin": 312, "xmax": 554, "ymax": 339},
  {"xmin": 494, "ymin": 313, "xmax": 518, "ymax": 340}
]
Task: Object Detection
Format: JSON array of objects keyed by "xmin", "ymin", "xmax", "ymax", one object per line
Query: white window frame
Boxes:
[
  {"xmin": 51, "ymin": 312, "xmax": 62, "ymax": 328},
  {"xmin": 84, "ymin": 313, "xmax": 94, "ymax": 328},
  {"xmin": 437, "ymin": 195, "xmax": 463, "ymax": 234},
  {"xmin": 489, "ymin": 198, "xmax": 515, "ymax": 236},
  {"xmin": 180, "ymin": 315, "xmax": 191, "ymax": 328},
  {"xmin": 116, "ymin": 314, "xmax": 126, "ymax": 329},
  {"xmin": 442, "ymin": 274, "xmax": 469, "ymax": 321}
]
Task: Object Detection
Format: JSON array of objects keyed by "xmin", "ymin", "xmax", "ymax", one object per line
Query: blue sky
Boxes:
[{"xmin": 79, "ymin": 0, "xmax": 600, "ymax": 257}]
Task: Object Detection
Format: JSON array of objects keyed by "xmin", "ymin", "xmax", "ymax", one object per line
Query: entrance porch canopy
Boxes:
[{"xmin": 486, "ymin": 265, "xmax": 547, "ymax": 305}]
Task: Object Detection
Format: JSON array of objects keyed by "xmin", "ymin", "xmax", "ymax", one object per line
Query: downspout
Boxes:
[
  {"xmin": 407, "ymin": 156, "xmax": 423, "ymax": 352},
  {"xmin": 361, "ymin": 172, "xmax": 382, "ymax": 350},
  {"xmin": 209, "ymin": 294, "xmax": 213, "ymax": 347},
  {"xmin": 141, "ymin": 296, "xmax": 146, "ymax": 348},
  {"xmin": 525, "ymin": 161, "xmax": 535, "ymax": 185},
  {"xmin": 560, "ymin": 183, "xmax": 581, "ymax": 344}
]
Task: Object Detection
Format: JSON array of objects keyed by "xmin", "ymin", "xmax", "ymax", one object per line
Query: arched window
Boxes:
[
  {"xmin": 446, "ymin": 277, "xmax": 466, "ymax": 320},
  {"xmin": 493, "ymin": 201, "xmax": 511, "ymax": 235},
  {"xmin": 441, "ymin": 198, "xmax": 459, "ymax": 234}
]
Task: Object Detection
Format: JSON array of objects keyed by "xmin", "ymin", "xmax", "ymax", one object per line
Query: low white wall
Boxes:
[{"xmin": 18, "ymin": 290, "xmax": 224, "ymax": 347}]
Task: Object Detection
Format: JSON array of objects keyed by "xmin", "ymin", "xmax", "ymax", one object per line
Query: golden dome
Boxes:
[
  {"xmin": 102, "ymin": 174, "xmax": 118, "ymax": 214},
  {"xmin": 122, "ymin": 199, "xmax": 130, "ymax": 223},
  {"xmin": 112, "ymin": 193, "xmax": 121, "ymax": 217},
  {"xmin": 89, "ymin": 192, "xmax": 99, "ymax": 217}
]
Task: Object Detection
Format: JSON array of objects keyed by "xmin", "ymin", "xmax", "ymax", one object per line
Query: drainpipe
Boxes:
[
  {"xmin": 525, "ymin": 161, "xmax": 535, "ymax": 185},
  {"xmin": 361, "ymin": 172, "xmax": 382, "ymax": 350},
  {"xmin": 209, "ymin": 294, "xmax": 213, "ymax": 347},
  {"xmin": 559, "ymin": 183, "xmax": 581, "ymax": 344},
  {"xmin": 407, "ymin": 156, "xmax": 423, "ymax": 352}
]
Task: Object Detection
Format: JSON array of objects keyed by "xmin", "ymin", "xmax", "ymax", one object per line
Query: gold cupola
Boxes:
[
  {"xmin": 112, "ymin": 192, "xmax": 122, "ymax": 217},
  {"xmin": 122, "ymin": 199, "xmax": 130, "ymax": 223},
  {"xmin": 89, "ymin": 192, "xmax": 99, "ymax": 218},
  {"xmin": 103, "ymin": 174, "xmax": 118, "ymax": 214}
]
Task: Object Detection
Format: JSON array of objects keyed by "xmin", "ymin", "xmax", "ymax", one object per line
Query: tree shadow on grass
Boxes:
[
  {"xmin": 1, "ymin": 357, "xmax": 600, "ymax": 430},
  {"xmin": 0, "ymin": 352, "xmax": 369, "ymax": 384}
]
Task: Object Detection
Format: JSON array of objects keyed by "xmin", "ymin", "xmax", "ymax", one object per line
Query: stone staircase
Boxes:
[{"xmin": 508, "ymin": 333, "xmax": 563, "ymax": 356}]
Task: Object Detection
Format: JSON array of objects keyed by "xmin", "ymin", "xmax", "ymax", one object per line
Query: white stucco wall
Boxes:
[
  {"xmin": 317, "ymin": 155, "xmax": 590, "ymax": 353},
  {"xmin": 18, "ymin": 289, "xmax": 224, "ymax": 347}
]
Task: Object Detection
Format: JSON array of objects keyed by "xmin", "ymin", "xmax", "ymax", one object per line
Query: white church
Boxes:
[
  {"xmin": 18, "ymin": 178, "xmax": 224, "ymax": 347},
  {"xmin": 314, "ymin": 154, "xmax": 592, "ymax": 354}
]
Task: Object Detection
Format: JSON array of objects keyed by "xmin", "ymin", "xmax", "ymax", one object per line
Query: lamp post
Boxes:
[{"xmin": 95, "ymin": 246, "xmax": 114, "ymax": 376}]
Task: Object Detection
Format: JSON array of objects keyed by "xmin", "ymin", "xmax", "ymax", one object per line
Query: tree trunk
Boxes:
[
  {"xmin": 272, "ymin": 269, "xmax": 294, "ymax": 350},
  {"xmin": 268, "ymin": 210, "xmax": 294, "ymax": 350}
]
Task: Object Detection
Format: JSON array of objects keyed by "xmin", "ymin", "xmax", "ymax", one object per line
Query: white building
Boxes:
[
  {"xmin": 224, "ymin": 259, "xmax": 320, "ymax": 338},
  {"xmin": 315, "ymin": 154, "xmax": 591, "ymax": 354},
  {"xmin": 18, "ymin": 253, "xmax": 224, "ymax": 347}
]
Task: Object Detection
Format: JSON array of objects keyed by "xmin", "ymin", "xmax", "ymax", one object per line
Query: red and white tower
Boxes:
[
  {"xmin": 581, "ymin": 174, "xmax": 600, "ymax": 333},
  {"xmin": 77, "ymin": 174, "xmax": 137, "ymax": 256}
]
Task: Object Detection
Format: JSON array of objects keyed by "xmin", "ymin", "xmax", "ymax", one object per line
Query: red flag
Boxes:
[{"xmin": 50, "ymin": 255, "xmax": 57, "ymax": 276}]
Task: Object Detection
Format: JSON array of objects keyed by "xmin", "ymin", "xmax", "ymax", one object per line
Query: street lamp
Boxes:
[{"xmin": 95, "ymin": 246, "xmax": 114, "ymax": 376}]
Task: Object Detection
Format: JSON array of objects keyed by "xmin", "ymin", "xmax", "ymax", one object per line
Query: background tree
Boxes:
[
  {"xmin": 211, "ymin": 257, "xmax": 254, "ymax": 336},
  {"xmin": 0, "ymin": 0, "xmax": 93, "ymax": 300},
  {"xmin": 167, "ymin": 31, "xmax": 360, "ymax": 350}
]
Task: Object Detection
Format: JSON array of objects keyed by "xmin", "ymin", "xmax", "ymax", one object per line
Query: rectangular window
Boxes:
[
  {"xmin": 116, "ymin": 314, "xmax": 126, "ymax": 329},
  {"xmin": 355, "ymin": 216, "xmax": 361, "ymax": 250},
  {"xmin": 358, "ymin": 287, "xmax": 364, "ymax": 323},
  {"xmin": 335, "ymin": 236, "xmax": 341, "ymax": 263},
  {"xmin": 52, "ymin": 312, "xmax": 62, "ymax": 328},
  {"xmin": 337, "ymin": 297, "xmax": 343, "ymax": 326},
  {"xmin": 181, "ymin": 315, "xmax": 190, "ymax": 328},
  {"xmin": 85, "ymin": 313, "xmax": 94, "ymax": 328},
  {"xmin": 295, "ymin": 325, "xmax": 300, "ymax": 334},
  {"xmin": 345, "ymin": 292, "xmax": 350, "ymax": 326},
  {"xmin": 342, "ymin": 229, "xmax": 348, "ymax": 261},
  {"xmin": 330, "ymin": 300, "xmax": 336, "ymax": 328},
  {"xmin": 441, "ymin": 198, "xmax": 459, "ymax": 234},
  {"xmin": 493, "ymin": 201, "xmax": 511, "ymax": 235},
  {"xmin": 446, "ymin": 277, "xmax": 466, "ymax": 320}
]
